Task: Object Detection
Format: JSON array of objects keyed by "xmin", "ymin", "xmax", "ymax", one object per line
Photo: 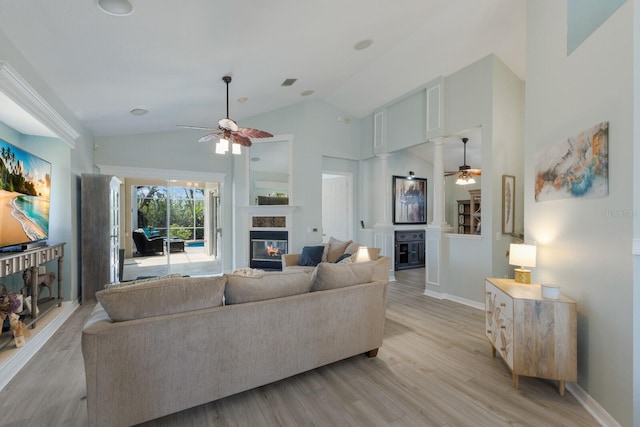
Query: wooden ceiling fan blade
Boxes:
[
  {"xmin": 177, "ymin": 124, "xmax": 218, "ymax": 130},
  {"xmin": 198, "ymin": 132, "xmax": 223, "ymax": 143},
  {"xmin": 236, "ymin": 127, "xmax": 274, "ymax": 139},
  {"xmin": 230, "ymin": 133, "xmax": 252, "ymax": 147}
]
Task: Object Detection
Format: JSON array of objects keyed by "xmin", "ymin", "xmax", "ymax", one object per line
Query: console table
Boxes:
[
  {"xmin": 485, "ymin": 277, "xmax": 577, "ymax": 395},
  {"xmin": 0, "ymin": 243, "xmax": 65, "ymax": 347}
]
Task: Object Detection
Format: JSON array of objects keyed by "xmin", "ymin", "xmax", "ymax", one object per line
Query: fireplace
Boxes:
[{"xmin": 250, "ymin": 230, "xmax": 288, "ymax": 270}]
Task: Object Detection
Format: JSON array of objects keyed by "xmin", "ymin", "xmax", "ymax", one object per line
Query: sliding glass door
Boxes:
[{"xmin": 123, "ymin": 179, "xmax": 222, "ymax": 280}]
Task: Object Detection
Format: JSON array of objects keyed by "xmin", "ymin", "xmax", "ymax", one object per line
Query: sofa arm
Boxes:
[
  {"xmin": 372, "ymin": 256, "xmax": 391, "ymax": 282},
  {"xmin": 282, "ymin": 253, "xmax": 300, "ymax": 268}
]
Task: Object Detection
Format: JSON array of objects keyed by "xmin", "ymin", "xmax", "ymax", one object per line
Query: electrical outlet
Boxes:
[{"xmin": 38, "ymin": 266, "xmax": 46, "ymax": 275}]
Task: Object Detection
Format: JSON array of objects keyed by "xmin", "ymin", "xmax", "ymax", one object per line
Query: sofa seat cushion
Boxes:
[
  {"xmin": 95, "ymin": 276, "xmax": 227, "ymax": 322},
  {"xmin": 298, "ymin": 245, "xmax": 325, "ymax": 266},
  {"xmin": 224, "ymin": 270, "xmax": 313, "ymax": 305},
  {"xmin": 311, "ymin": 261, "xmax": 375, "ymax": 292}
]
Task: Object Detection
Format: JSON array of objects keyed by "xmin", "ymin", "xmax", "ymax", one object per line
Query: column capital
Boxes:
[
  {"xmin": 376, "ymin": 152, "xmax": 391, "ymax": 160},
  {"xmin": 428, "ymin": 136, "xmax": 447, "ymax": 146}
]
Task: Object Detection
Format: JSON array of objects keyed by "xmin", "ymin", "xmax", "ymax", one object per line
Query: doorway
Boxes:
[
  {"xmin": 322, "ymin": 172, "xmax": 353, "ymax": 243},
  {"xmin": 123, "ymin": 178, "xmax": 222, "ymax": 280}
]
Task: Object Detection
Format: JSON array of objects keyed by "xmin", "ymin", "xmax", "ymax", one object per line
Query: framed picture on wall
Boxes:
[
  {"xmin": 502, "ymin": 175, "xmax": 515, "ymax": 234},
  {"xmin": 392, "ymin": 175, "xmax": 427, "ymax": 225}
]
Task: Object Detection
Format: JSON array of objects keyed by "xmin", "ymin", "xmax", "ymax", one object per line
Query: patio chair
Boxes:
[{"xmin": 132, "ymin": 229, "xmax": 165, "ymax": 256}]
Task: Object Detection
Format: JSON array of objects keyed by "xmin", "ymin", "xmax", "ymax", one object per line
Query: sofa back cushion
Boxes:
[
  {"xmin": 326, "ymin": 236, "xmax": 353, "ymax": 262},
  {"xmin": 224, "ymin": 270, "xmax": 313, "ymax": 305},
  {"xmin": 311, "ymin": 261, "xmax": 375, "ymax": 292},
  {"xmin": 95, "ymin": 276, "xmax": 227, "ymax": 322}
]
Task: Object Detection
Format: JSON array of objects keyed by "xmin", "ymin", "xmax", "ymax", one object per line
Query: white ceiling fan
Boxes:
[{"xmin": 178, "ymin": 76, "xmax": 273, "ymax": 152}]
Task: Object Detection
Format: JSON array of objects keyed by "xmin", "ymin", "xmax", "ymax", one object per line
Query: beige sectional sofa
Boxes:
[
  {"xmin": 81, "ymin": 256, "xmax": 391, "ymax": 427},
  {"xmin": 283, "ymin": 237, "xmax": 382, "ymax": 273}
]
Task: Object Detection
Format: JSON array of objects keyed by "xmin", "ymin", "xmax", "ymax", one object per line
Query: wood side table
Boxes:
[{"xmin": 485, "ymin": 278, "xmax": 577, "ymax": 395}]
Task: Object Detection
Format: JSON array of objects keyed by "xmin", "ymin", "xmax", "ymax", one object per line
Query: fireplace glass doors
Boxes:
[{"xmin": 250, "ymin": 230, "xmax": 288, "ymax": 270}]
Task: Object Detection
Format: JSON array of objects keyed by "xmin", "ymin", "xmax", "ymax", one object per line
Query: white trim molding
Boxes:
[
  {"xmin": 566, "ymin": 382, "xmax": 620, "ymax": 427},
  {"xmin": 0, "ymin": 61, "xmax": 80, "ymax": 147},
  {"xmin": 97, "ymin": 164, "xmax": 226, "ymax": 183}
]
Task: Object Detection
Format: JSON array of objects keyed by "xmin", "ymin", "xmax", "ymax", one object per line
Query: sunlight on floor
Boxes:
[{"xmin": 123, "ymin": 245, "xmax": 222, "ymax": 280}]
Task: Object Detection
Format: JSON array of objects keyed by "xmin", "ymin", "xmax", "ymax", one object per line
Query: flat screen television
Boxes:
[{"xmin": 0, "ymin": 139, "xmax": 51, "ymax": 250}]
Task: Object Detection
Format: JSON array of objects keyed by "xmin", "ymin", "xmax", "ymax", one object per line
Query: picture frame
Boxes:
[
  {"xmin": 392, "ymin": 175, "xmax": 427, "ymax": 225},
  {"xmin": 502, "ymin": 175, "xmax": 515, "ymax": 234}
]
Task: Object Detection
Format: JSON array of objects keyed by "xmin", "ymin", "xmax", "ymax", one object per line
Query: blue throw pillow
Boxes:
[{"xmin": 298, "ymin": 246, "xmax": 325, "ymax": 266}]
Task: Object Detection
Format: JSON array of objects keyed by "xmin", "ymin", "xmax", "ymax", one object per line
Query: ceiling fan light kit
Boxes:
[{"xmin": 455, "ymin": 137, "xmax": 479, "ymax": 185}]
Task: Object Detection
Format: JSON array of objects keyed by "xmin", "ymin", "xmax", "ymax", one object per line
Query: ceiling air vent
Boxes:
[{"xmin": 281, "ymin": 78, "xmax": 297, "ymax": 87}]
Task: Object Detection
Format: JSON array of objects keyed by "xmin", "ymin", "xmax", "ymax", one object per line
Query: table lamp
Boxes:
[
  {"xmin": 355, "ymin": 246, "xmax": 371, "ymax": 263},
  {"xmin": 509, "ymin": 243, "xmax": 536, "ymax": 284}
]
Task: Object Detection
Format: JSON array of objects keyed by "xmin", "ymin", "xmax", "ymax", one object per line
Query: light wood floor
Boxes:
[{"xmin": 0, "ymin": 269, "xmax": 598, "ymax": 426}]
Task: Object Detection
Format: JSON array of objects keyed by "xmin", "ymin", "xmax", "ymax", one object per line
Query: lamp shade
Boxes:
[
  {"xmin": 355, "ymin": 246, "xmax": 371, "ymax": 263},
  {"xmin": 509, "ymin": 244, "xmax": 536, "ymax": 268}
]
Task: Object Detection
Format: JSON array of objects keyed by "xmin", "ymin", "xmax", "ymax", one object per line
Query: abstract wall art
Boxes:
[{"xmin": 534, "ymin": 122, "xmax": 608, "ymax": 202}]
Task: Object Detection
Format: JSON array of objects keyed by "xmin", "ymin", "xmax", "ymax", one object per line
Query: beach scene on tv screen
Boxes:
[{"xmin": 0, "ymin": 139, "xmax": 51, "ymax": 248}]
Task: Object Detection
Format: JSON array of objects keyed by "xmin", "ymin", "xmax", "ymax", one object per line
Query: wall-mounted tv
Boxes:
[{"xmin": 0, "ymin": 139, "xmax": 51, "ymax": 250}]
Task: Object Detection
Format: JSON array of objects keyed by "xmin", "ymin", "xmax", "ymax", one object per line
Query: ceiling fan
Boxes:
[
  {"xmin": 445, "ymin": 137, "xmax": 481, "ymax": 184},
  {"xmin": 178, "ymin": 75, "xmax": 273, "ymax": 150}
]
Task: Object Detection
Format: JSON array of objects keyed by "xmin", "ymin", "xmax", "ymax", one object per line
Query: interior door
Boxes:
[{"xmin": 322, "ymin": 173, "xmax": 353, "ymax": 242}]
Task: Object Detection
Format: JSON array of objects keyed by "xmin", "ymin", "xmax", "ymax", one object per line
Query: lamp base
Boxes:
[{"xmin": 514, "ymin": 268, "xmax": 531, "ymax": 284}]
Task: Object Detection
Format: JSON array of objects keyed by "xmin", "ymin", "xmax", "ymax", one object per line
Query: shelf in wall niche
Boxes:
[
  {"xmin": 445, "ymin": 233, "xmax": 482, "ymax": 240},
  {"xmin": 239, "ymin": 205, "xmax": 300, "ymax": 215}
]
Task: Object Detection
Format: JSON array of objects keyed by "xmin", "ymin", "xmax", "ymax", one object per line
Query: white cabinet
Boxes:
[
  {"xmin": 485, "ymin": 278, "xmax": 577, "ymax": 395},
  {"xmin": 81, "ymin": 174, "xmax": 121, "ymax": 302}
]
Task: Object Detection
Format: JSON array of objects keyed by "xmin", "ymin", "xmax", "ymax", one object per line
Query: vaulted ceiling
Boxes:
[{"xmin": 0, "ymin": 0, "xmax": 526, "ymax": 140}]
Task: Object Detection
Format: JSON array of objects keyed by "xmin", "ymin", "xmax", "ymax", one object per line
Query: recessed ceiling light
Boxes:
[
  {"xmin": 129, "ymin": 107, "xmax": 148, "ymax": 116},
  {"xmin": 237, "ymin": 97, "xmax": 248, "ymax": 103},
  {"xmin": 354, "ymin": 39, "xmax": 373, "ymax": 50},
  {"xmin": 97, "ymin": 0, "xmax": 134, "ymax": 16},
  {"xmin": 300, "ymin": 90, "xmax": 314, "ymax": 97}
]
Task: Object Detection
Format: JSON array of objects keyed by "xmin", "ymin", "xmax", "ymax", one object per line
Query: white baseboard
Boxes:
[
  {"xmin": 421, "ymin": 289, "xmax": 618, "ymax": 426},
  {"xmin": 0, "ymin": 301, "xmax": 78, "ymax": 391},
  {"xmin": 423, "ymin": 288, "xmax": 485, "ymax": 311},
  {"xmin": 566, "ymin": 382, "xmax": 620, "ymax": 427}
]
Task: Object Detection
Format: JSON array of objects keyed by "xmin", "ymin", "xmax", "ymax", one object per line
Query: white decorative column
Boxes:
[
  {"xmin": 429, "ymin": 137, "xmax": 450, "ymax": 228},
  {"xmin": 374, "ymin": 153, "xmax": 395, "ymax": 281},
  {"xmin": 425, "ymin": 137, "xmax": 452, "ymax": 294}
]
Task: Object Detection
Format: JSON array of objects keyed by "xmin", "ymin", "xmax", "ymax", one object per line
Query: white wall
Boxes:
[
  {"xmin": 526, "ymin": 2, "xmax": 633, "ymax": 425},
  {"xmin": 0, "ymin": 28, "xmax": 95, "ymax": 303}
]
